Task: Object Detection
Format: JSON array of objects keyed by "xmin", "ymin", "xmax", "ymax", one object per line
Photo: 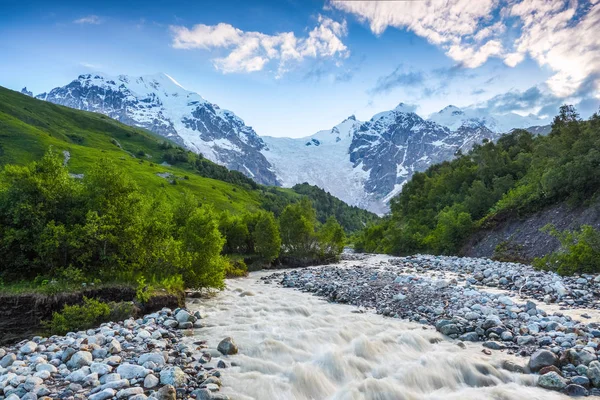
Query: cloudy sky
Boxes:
[{"xmin": 1, "ymin": 0, "xmax": 599, "ymax": 137}]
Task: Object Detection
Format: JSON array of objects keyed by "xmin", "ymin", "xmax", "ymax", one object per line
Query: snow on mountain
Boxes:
[
  {"xmin": 34, "ymin": 73, "xmax": 552, "ymax": 214},
  {"xmin": 429, "ymin": 105, "xmax": 548, "ymax": 133},
  {"xmin": 35, "ymin": 73, "xmax": 279, "ymax": 185}
]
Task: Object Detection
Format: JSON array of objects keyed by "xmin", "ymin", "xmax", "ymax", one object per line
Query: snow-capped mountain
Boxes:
[
  {"xmin": 429, "ymin": 105, "xmax": 546, "ymax": 134},
  {"xmin": 35, "ymin": 73, "xmax": 279, "ymax": 185},
  {"xmin": 263, "ymin": 103, "xmax": 480, "ymax": 214},
  {"xmin": 33, "ymin": 73, "xmax": 551, "ymax": 214}
]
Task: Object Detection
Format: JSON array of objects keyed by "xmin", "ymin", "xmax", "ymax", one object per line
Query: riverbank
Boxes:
[
  {"xmin": 264, "ymin": 253, "xmax": 600, "ymax": 397},
  {"xmin": 183, "ymin": 268, "xmax": 573, "ymax": 399},
  {"xmin": 0, "ymin": 286, "xmax": 184, "ymax": 345},
  {"xmin": 0, "ymin": 307, "xmax": 234, "ymax": 399}
]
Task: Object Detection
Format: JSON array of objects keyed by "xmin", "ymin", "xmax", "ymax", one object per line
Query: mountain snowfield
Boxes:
[{"xmin": 31, "ymin": 73, "xmax": 550, "ymax": 214}]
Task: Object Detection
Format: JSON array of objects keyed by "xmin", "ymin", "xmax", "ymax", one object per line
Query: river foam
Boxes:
[{"xmin": 187, "ymin": 270, "xmax": 572, "ymax": 400}]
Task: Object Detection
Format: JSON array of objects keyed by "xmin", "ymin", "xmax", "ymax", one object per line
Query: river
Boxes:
[{"xmin": 185, "ymin": 265, "xmax": 574, "ymax": 400}]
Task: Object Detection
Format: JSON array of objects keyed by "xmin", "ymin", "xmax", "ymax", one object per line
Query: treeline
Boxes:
[
  {"xmin": 291, "ymin": 183, "xmax": 380, "ymax": 233},
  {"xmin": 219, "ymin": 197, "xmax": 345, "ymax": 267},
  {"xmin": 158, "ymin": 141, "xmax": 260, "ymax": 190},
  {"xmin": 0, "ymin": 150, "xmax": 345, "ymax": 289},
  {"xmin": 158, "ymin": 143, "xmax": 378, "ymax": 234},
  {"xmin": 356, "ymin": 105, "xmax": 600, "ymax": 274}
]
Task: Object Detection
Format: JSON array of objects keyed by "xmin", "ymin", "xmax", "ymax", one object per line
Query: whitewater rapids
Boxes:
[{"xmin": 186, "ymin": 270, "xmax": 571, "ymax": 400}]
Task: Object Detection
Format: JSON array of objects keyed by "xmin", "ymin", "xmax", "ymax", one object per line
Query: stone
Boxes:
[
  {"xmin": 175, "ymin": 310, "xmax": 193, "ymax": 324},
  {"xmin": 138, "ymin": 352, "xmax": 166, "ymax": 367},
  {"xmin": 1, "ymin": 353, "xmax": 17, "ymax": 368},
  {"xmin": 155, "ymin": 384, "xmax": 176, "ymax": 400},
  {"xmin": 459, "ymin": 332, "xmax": 479, "ymax": 342},
  {"xmin": 561, "ymin": 349, "xmax": 597, "ymax": 367},
  {"xmin": 502, "ymin": 360, "xmax": 525, "ymax": 373},
  {"xmin": 529, "ymin": 349, "xmax": 558, "ymax": 372},
  {"xmin": 90, "ymin": 362, "xmax": 112, "ymax": 376},
  {"xmin": 116, "ymin": 363, "xmax": 148, "ymax": 380},
  {"xmin": 571, "ymin": 375, "xmax": 590, "ymax": 387},
  {"xmin": 89, "ymin": 388, "xmax": 116, "ymax": 400},
  {"xmin": 20, "ymin": 341, "xmax": 38, "ymax": 354},
  {"xmin": 439, "ymin": 324, "xmax": 461, "ymax": 336},
  {"xmin": 482, "ymin": 341, "xmax": 506, "ymax": 350},
  {"xmin": 160, "ymin": 366, "xmax": 187, "ymax": 386},
  {"xmin": 144, "ymin": 374, "xmax": 159, "ymax": 388},
  {"xmin": 539, "ymin": 365, "xmax": 562, "ymax": 376},
  {"xmin": 217, "ymin": 337, "xmax": 238, "ymax": 355},
  {"xmin": 587, "ymin": 361, "xmax": 600, "ymax": 387},
  {"xmin": 67, "ymin": 351, "xmax": 93, "ymax": 369},
  {"xmin": 481, "ymin": 316, "xmax": 502, "ymax": 329},
  {"xmin": 564, "ymin": 384, "xmax": 588, "ymax": 397},
  {"xmin": 107, "ymin": 338, "xmax": 121, "ymax": 354},
  {"xmin": 35, "ymin": 364, "xmax": 57, "ymax": 374},
  {"xmin": 117, "ymin": 387, "xmax": 144, "ymax": 398},
  {"xmin": 538, "ymin": 371, "xmax": 568, "ymax": 391}
]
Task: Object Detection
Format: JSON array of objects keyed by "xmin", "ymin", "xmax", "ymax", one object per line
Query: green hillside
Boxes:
[
  {"xmin": 355, "ymin": 105, "xmax": 600, "ymax": 274},
  {"xmin": 0, "ymin": 86, "xmax": 282, "ymax": 214}
]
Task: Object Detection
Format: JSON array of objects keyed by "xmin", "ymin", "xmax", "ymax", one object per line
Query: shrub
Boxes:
[
  {"xmin": 533, "ymin": 224, "xmax": 600, "ymax": 275},
  {"xmin": 46, "ymin": 297, "xmax": 111, "ymax": 335},
  {"xmin": 225, "ymin": 259, "xmax": 248, "ymax": 278}
]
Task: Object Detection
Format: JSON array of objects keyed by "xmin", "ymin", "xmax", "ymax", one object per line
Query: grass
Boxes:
[{"xmin": 0, "ymin": 86, "xmax": 267, "ymax": 213}]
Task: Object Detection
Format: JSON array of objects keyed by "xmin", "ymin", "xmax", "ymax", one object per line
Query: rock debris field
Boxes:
[
  {"xmin": 0, "ymin": 307, "xmax": 237, "ymax": 400},
  {"xmin": 264, "ymin": 253, "xmax": 600, "ymax": 397}
]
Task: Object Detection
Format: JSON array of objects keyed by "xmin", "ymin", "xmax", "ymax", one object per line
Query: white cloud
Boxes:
[
  {"xmin": 74, "ymin": 15, "xmax": 101, "ymax": 25},
  {"xmin": 170, "ymin": 16, "xmax": 348, "ymax": 76},
  {"xmin": 331, "ymin": 0, "xmax": 600, "ymax": 98}
]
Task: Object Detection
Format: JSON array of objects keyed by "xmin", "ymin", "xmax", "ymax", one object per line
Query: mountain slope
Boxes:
[
  {"xmin": 33, "ymin": 73, "xmax": 551, "ymax": 214},
  {"xmin": 34, "ymin": 73, "xmax": 279, "ymax": 185},
  {"xmin": 0, "ymin": 86, "xmax": 378, "ymax": 231}
]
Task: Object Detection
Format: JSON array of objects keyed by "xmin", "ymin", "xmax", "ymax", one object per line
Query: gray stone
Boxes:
[
  {"xmin": 117, "ymin": 387, "xmax": 144, "ymax": 398},
  {"xmin": 144, "ymin": 373, "xmax": 159, "ymax": 388},
  {"xmin": 67, "ymin": 351, "xmax": 93, "ymax": 369},
  {"xmin": 587, "ymin": 361, "xmax": 600, "ymax": 387},
  {"xmin": 482, "ymin": 341, "xmax": 506, "ymax": 350},
  {"xmin": 160, "ymin": 366, "xmax": 187, "ymax": 386},
  {"xmin": 117, "ymin": 363, "xmax": 148, "ymax": 380},
  {"xmin": 564, "ymin": 384, "xmax": 588, "ymax": 397},
  {"xmin": 217, "ymin": 337, "xmax": 238, "ymax": 355},
  {"xmin": 20, "ymin": 341, "xmax": 37, "ymax": 354},
  {"xmin": 538, "ymin": 371, "xmax": 567, "ymax": 391},
  {"xmin": 1, "ymin": 353, "xmax": 16, "ymax": 368},
  {"xmin": 529, "ymin": 349, "xmax": 558, "ymax": 372},
  {"xmin": 90, "ymin": 362, "xmax": 112, "ymax": 376},
  {"xmin": 138, "ymin": 352, "xmax": 166, "ymax": 367},
  {"xmin": 155, "ymin": 384, "xmax": 176, "ymax": 400},
  {"xmin": 89, "ymin": 388, "xmax": 116, "ymax": 400}
]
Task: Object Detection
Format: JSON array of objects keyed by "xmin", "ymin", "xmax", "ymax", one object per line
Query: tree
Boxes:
[
  {"xmin": 218, "ymin": 212, "xmax": 249, "ymax": 254},
  {"xmin": 317, "ymin": 216, "xmax": 345, "ymax": 259},
  {"xmin": 181, "ymin": 206, "xmax": 226, "ymax": 289},
  {"xmin": 253, "ymin": 211, "xmax": 281, "ymax": 262},
  {"xmin": 279, "ymin": 198, "xmax": 317, "ymax": 256}
]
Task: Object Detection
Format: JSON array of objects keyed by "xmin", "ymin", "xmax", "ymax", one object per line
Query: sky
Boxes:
[{"xmin": 1, "ymin": 0, "xmax": 599, "ymax": 138}]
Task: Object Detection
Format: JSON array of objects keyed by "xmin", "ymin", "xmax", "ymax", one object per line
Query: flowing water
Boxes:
[{"xmin": 186, "ymin": 270, "xmax": 573, "ymax": 400}]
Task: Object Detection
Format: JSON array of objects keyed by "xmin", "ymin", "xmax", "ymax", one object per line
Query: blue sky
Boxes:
[{"xmin": 1, "ymin": 0, "xmax": 599, "ymax": 137}]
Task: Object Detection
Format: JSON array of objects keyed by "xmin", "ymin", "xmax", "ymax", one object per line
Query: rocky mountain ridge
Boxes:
[{"xmin": 33, "ymin": 73, "xmax": 550, "ymax": 214}]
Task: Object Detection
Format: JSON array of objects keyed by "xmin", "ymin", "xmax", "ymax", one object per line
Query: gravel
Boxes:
[
  {"xmin": 0, "ymin": 307, "xmax": 233, "ymax": 399},
  {"xmin": 263, "ymin": 252, "xmax": 600, "ymax": 397}
]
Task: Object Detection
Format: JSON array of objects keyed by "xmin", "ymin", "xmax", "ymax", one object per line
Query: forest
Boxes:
[
  {"xmin": 355, "ymin": 106, "xmax": 600, "ymax": 274},
  {"xmin": 0, "ymin": 150, "xmax": 345, "ymax": 292}
]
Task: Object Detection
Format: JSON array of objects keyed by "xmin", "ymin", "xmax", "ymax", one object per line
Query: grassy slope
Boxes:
[{"xmin": 0, "ymin": 86, "xmax": 294, "ymax": 213}]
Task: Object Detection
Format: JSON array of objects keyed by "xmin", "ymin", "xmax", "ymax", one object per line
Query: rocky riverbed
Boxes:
[
  {"xmin": 264, "ymin": 253, "xmax": 600, "ymax": 397},
  {"xmin": 0, "ymin": 307, "xmax": 236, "ymax": 400}
]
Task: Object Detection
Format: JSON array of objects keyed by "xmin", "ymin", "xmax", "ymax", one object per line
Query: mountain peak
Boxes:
[
  {"xmin": 393, "ymin": 102, "xmax": 417, "ymax": 114},
  {"xmin": 20, "ymin": 87, "xmax": 32, "ymax": 97}
]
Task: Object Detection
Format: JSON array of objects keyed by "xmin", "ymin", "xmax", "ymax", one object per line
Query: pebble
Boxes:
[{"xmin": 0, "ymin": 307, "xmax": 232, "ymax": 400}]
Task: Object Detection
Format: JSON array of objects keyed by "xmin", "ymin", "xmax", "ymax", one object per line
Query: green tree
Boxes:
[
  {"xmin": 533, "ymin": 224, "xmax": 600, "ymax": 275},
  {"xmin": 181, "ymin": 206, "xmax": 227, "ymax": 289},
  {"xmin": 253, "ymin": 211, "xmax": 281, "ymax": 262},
  {"xmin": 279, "ymin": 198, "xmax": 318, "ymax": 257},
  {"xmin": 317, "ymin": 216, "xmax": 345, "ymax": 259}
]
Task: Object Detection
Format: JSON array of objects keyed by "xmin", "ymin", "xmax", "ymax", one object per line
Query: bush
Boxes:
[
  {"xmin": 225, "ymin": 259, "xmax": 248, "ymax": 278},
  {"xmin": 533, "ymin": 224, "xmax": 600, "ymax": 275},
  {"xmin": 46, "ymin": 297, "xmax": 111, "ymax": 335}
]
